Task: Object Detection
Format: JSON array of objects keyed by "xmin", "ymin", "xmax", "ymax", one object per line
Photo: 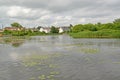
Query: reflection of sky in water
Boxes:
[
  {"xmin": 0, "ymin": 35, "xmax": 120, "ymax": 80},
  {"xmin": 0, "ymin": 35, "xmax": 120, "ymax": 63},
  {"xmin": 10, "ymin": 52, "xmax": 19, "ymax": 61}
]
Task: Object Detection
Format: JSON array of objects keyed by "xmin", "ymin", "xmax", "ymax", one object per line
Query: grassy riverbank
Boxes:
[
  {"xmin": 69, "ymin": 29, "xmax": 120, "ymax": 38},
  {"xmin": 69, "ymin": 18, "xmax": 120, "ymax": 38}
]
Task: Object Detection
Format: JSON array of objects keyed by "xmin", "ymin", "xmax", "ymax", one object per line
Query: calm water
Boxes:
[{"xmin": 0, "ymin": 35, "xmax": 120, "ymax": 80}]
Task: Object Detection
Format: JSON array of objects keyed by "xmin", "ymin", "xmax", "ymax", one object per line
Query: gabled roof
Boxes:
[
  {"xmin": 4, "ymin": 27, "xmax": 20, "ymax": 29},
  {"xmin": 4, "ymin": 27, "xmax": 20, "ymax": 31}
]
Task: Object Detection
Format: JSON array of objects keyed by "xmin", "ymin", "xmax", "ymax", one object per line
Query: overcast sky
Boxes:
[{"xmin": 0, "ymin": 0, "xmax": 120, "ymax": 27}]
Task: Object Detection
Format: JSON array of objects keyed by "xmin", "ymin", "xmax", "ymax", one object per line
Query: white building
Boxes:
[
  {"xmin": 39, "ymin": 27, "xmax": 51, "ymax": 33},
  {"xmin": 59, "ymin": 27, "xmax": 70, "ymax": 33}
]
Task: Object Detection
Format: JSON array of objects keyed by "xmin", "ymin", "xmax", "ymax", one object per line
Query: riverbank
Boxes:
[{"xmin": 69, "ymin": 30, "xmax": 120, "ymax": 38}]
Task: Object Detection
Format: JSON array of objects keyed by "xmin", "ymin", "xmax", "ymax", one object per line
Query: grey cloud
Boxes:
[{"xmin": 0, "ymin": 0, "xmax": 120, "ymax": 27}]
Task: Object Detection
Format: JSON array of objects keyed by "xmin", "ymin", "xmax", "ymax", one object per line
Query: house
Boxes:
[
  {"xmin": 28, "ymin": 28, "xmax": 38, "ymax": 32},
  {"xmin": 59, "ymin": 26, "xmax": 71, "ymax": 33},
  {"xmin": 0, "ymin": 29, "xmax": 3, "ymax": 37},
  {"xmin": 39, "ymin": 27, "xmax": 51, "ymax": 33},
  {"xmin": 4, "ymin": 27, "xmax": 21, "ymax": 31},
  {"xmin": 0, "ymin": 29, "xmax": 3, "ymax": 33}
]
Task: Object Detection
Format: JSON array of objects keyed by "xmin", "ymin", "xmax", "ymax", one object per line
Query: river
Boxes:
[{"xmin": 0, "ymin": 35, "xmax": 120, "ymax": 80}]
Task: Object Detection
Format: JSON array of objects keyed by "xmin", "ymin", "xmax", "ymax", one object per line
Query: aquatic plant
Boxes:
[
  {"xmin": 81, "ymin": 48, "xmax": 99, "ymax": 54},
  {"xmin": 38, "ymin": 75, "xmax": 46, "ymax": 80},
  {"xmin": 30, "ymin": 77, "xmax": 36, "ymax": 80}
]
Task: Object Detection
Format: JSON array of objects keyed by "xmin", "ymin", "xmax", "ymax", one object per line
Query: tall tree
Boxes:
[
  {"xmin": 113, "ymin": 18, "xmax": 120, "ymax": 30},
  {"xmin": 11, "ymin": 22, "xmax": 23, "ymax": 28},
  {"xmin": 50, "ymin": 26, "xmax": 59, "ymax": 33},
  {"xmin": 37, "ymin": 26, "xmax": 42, "ymax": 30},
  {"xmin": 113, "ymin": 18, "xmax": 120, "ymax": 24}
]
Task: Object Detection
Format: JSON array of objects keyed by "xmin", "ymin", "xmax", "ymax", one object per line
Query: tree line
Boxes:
[
  {"xmin": 3, "ymin": 23, "xmax": 60, "ymax": 36},
  {"xmin": 70, "ymin": 18, "xmax": 120, "ymax": 38},
  {"xmin": 71, "ymin": 18, "xmax": 120, "ymax": 33}
]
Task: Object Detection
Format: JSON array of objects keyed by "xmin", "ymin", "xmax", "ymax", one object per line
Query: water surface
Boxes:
[{"xmin": 0, "ymin": 35, "xmax": 120, "ymax": 80}]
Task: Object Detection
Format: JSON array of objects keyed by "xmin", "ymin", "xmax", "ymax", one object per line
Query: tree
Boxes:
[
  {"xmin": 113, "ymin": 18, "xmax": 120, "ymax": 24},
  {"xmin": 37, "ymin": 26, "xmax": 42, "ymax": 30},
  {"xmin": 70, "ymin": 24, "xmax": 73, "ymax": 27},
  {"xmin": 71, "ymin": 24, "xmax": 84, "ymax": 33},
  {"xmin": 113, "ymin": 18, "xmax": 120, "ymax": 30},
  {"xmin": 50, "ymin": 26, "xmax": 59, "ymax": 33},
  {"xmin": 84, "ymin": 23, "xmax": 97, "ymax": 31},
  {"xmin": 98, "ymin": 23, "xmax": 115, "ymax": 30},
  {"xmin": 11, "ymin": 22, "xmax": 23, "ymax": 28}
]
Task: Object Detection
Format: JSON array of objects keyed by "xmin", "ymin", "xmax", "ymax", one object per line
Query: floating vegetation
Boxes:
[
  {"xmin": 64, "ymin": 43, "xmax": 84, "ymax": 47},
  {"xmin": 38, "ymin": 74, "xmax": 56, "ymax": 80},
  {"xmin": 38, "ymin": 75, "xmax": 46, "ymax": 80},
  {"xmin": 50, "ymin": 71, "xmax": 60, "ymax": 75},
  {"xmin": 81, "ymin": 48, "xmax": 99, "ymax": 54},
  {"xmin": 84, "ymin": 57, "xmax": 91, "ymax": 62},
  {"xmin": 0, "ymin": 36, "xmax": 30, "ymax": 47},
  {"xmin": 30, "ymin": 77, "xmax": 36, "ymax": 80},
  {"xmin": 20, "ymin": 53, "xmax": 63, "ymax": 80},
  {"xmin": 112, "ymin": 62, "xmax": 120, "ymax": 64},
  {"xmin": 37, "ymin": 67, "xmax": 42, "ymax": 71},
  {"xmin": 49, "ymin": 64, "xmax": 58, "ymax": 68},
  {"xmin": 21, "ymin": 53, "xmax": 62, "ymax": 67},
  {"xmin": 47, "ymin": 75, "xmax": 54, "ymax": 79}
]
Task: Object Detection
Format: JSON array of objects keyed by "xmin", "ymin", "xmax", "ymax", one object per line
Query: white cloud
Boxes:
[
  {"xmin": 0, "ymin": 0, "xmax": 120, "ymax": 27},
  {"xmin": 7, "ymin": 6, "xmax": 31, "ymax": 17},
  {"xmin": 64, "ymin": 16, "xmax": 72, "ymax": 20},
  {"xmin": 40, "ymin": 15, "xmax": 51, "ymax": 20},
  {"xmin": 7, "ymin": 6, "xmax": 51, "ymax": 20}
]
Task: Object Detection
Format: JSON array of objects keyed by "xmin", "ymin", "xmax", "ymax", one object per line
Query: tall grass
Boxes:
[{"xmin": 69, "ymin": 29, "xmax": 120, "ymax": 38}]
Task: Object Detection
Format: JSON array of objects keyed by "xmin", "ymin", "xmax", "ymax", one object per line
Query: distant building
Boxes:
[
  {"xmin": 39, "ymin": 27, "xmax": 51, "ymax": 33},
  {"xmin": 29, "ymin": 28, "xmax": 38, "ymax": 32},
  {"xmin": 0, "ymin": 29, "xmax": 3, "ymax": 33},
  {"xmin": 0, "ymin": 29, "xmax": 4, "ymax": 37},
  {"xmin": 59, "ymin": 26, "xmax": 71, "ymax": 33},
  {"xmin": 39, "ymin": 26, "xmax": 71, "ymax": 33},
  {"xmin": 4, "ymin": 27, "xmax": 21, "ymax": 31}
]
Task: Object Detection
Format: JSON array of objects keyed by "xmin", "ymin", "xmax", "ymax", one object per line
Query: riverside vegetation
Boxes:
[
  {"xmin": 1, "ymin": 18, "xmax": 120, "ymax": 38},
  {"xmin": 1, "ymin": 22, "xmax": 60, "ymax": 36},
  {"xmin": 69, "ymin": 18, "xmax": 120, "ymax": 38}
]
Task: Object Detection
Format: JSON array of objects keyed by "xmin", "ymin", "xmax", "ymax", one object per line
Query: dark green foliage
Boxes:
[
  {"xmin": 37, "ymin": 26, "xmax": 42, "ymax": 30},
  {"xmin": 11, "ymin": 22, "xmax": 23, "ymax": 28},
  {"xmin": 69, "ymin": 30, "xmax": 120, "ymax": 38},
  {"xmin": 99, "ymin": 23, "xmax": 114, "ymax": 30},
  {"xmin": 71, "ymin": 23, "xmax": 97, "ymax": 33},
  {"xmin": 3, "ymin": 29, "xmax": 46, "ymax": 36},
  {"xmin": 3, "ymin": 30, "xmax": 12, "ymax": 35},
  {"xmin": 113, "ymin": 18, "xmax": 120, "ymax": 24},
  {"xmin": 84, "ymin": 23, "xmax": 97, "ymax": 31},
  {"xmin": 70, "ymin": 18, "xmax": 120, "ymax": 38},
  {"xmin": 50, "ymin": 26, "xmax": 59, "ymax": 33},
  {"xmin": 71, "ymin": 24, "xmax": 84, "ymax": 33}
]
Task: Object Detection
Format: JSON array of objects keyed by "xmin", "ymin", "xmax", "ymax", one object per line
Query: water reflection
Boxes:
[
  {"xmin": 0, "ymin": 35, "xmax": 120, "ymax": 80},
  {"xmin": 10, "ymin": 52, "xmax": 19, "ymax": 61},
  {"xmin": 11, "ymin": 42, "xmax": 23, "ymax": 47},
  {"xmin": 0, "ymin": 36, "xmax": 29, "ymax": 47}
]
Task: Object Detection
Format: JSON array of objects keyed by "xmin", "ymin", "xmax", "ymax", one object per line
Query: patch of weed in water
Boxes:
[
  {"xmin": 37, "ymin": 67, "xmax": 42, "ymax": 71},
  {"xmin": 112, "ymin": 62, "xmax": 120, "ymax": 64},
  {"xmin": 20, "ymin": 53, "xmax": 63, "ymax": 67},
  {"xmin": 49, "ymin": 64, "xmax": 58, "ymax": 68},
  {"xmin": 50, "ymin": 71, "xmax": 60, "ymax": 75},
  {"xmin": 38, "ymin": 75, "xmax": 46, "ymax": 80},
  {"xmin": 81, "ymin": 48, "xmax": 99, "ymax": 54},
  {"xmin": 20, "ymin": 53, "xmax": 63, "ymax": 80},
  {"xmin": 29, "ymin": 77, "xmax": 36, "ymax": 80}
]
